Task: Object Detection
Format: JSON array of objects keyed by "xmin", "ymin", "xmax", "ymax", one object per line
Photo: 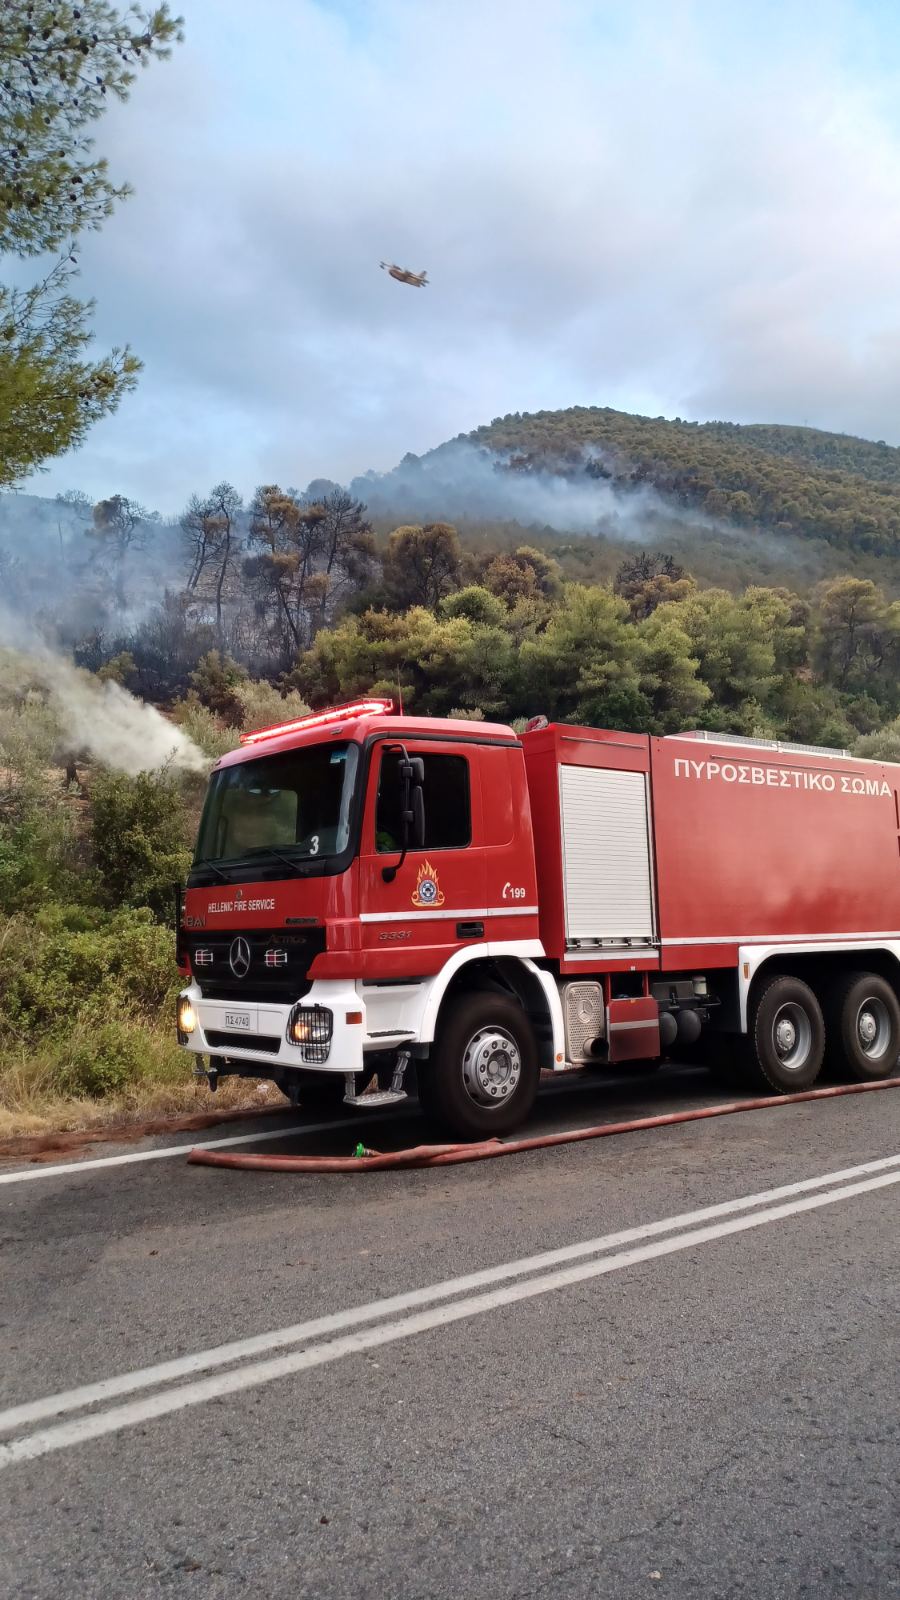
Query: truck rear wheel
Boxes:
[
  {"xmin": 749, "ymin": 975, "xmax": 825, "ymax": 1093},
  {"xmin": 421, "ymin": 993, "xmax": 539, "ymax": 1140},
  {"xmin": 826, "ymin": 972, "xmax": 900, "ymax": 1082}
]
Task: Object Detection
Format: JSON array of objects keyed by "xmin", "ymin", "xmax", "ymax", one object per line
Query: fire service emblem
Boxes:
[{"xmin": 411, "ymin": 860, "xmax": 445, "ymax": 909}]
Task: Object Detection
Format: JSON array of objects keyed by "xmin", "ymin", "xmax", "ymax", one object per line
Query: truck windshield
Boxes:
[{"xmin": 195, "ymin": 742, "xmax": 359, "ymax": 866}]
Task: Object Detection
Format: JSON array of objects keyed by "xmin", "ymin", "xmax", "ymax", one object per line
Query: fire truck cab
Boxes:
[{"xmin": 177, "ymin": 699, "xmax": 900, "ymax": 1137}]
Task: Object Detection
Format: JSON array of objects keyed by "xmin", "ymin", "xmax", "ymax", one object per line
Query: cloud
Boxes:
[{"xmin": 19, "ymin": 0, "xmax": 900, "ymax": 510}]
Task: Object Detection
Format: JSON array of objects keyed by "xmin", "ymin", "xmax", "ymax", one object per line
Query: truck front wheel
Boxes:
[
  {"xmin": 421, "ymin": 993, "xmax": 539, "ymax": 1140},
  {"xmin": 826, "ymin": 972, "xmax": 900, "ymax": 1082},
  {"xmin": 749, "ymin": 974, "xmax": 825, "ymax": 1093}
]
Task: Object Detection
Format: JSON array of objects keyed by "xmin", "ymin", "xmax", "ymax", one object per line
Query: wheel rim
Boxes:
[
  {"xmin": 771, "ymin": 1002, "xmax": 812, "ymax": 1071},
  {"xmin": 461, "ymin": 1026, "xmax": 522, "ymax": 1108},
  {"xmin": 854, "ymin": 997, "xmax": 892, "ymax": 1062}
]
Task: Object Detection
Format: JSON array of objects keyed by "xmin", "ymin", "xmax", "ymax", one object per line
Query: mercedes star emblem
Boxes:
[{"xmin": 229, "ymin": 936, "xmax": 251, "ymax": 978}]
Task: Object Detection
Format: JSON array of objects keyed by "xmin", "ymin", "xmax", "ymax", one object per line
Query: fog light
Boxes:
[
  {"xmin": 177, "ymin": 996, "xmax": 197, "ymax": 1040},
  {"xmin": 287, "ymin": 1003, "xmax": 332, "ymax": 1062}
]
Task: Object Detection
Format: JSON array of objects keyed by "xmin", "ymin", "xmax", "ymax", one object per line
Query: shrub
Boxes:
[
  {"xmin": 56, "ymin": 1020, "xmax": 152, "ymax": 1098},
  {"xmin": 441, "ymin": 586, "xmax": 506, "ymax": 627},
  {"xmin": 171, "ymin": 694, "xmax": 240, "ymax": 760},
  {"xmin": 89, "ymin": 769, "xmax": 191, "ymax": 919},
  {"xmin": 96, "ymin": 651, "xmax": 138, "ymax": 689},
  {"xmin": 0, "ymin": 905, "xmax": 179, "ymax": 1037},
  {"xmin": 0, "ymin": 684, "xmax": 87, "ymax": 912},
  {"xmin": 190, "ymin": 651, "xmax": 247, "ymax": 723},
  {"xmin": 233, "ymin": 679, "xmax": 309, "ymax": 732},
  {"xmin": 854, "ymin": 718, "xmax": 900, "ymax": 762},
  {"xmin": 0, "ymin": 808, "xmax": 85, "ymax": 914}
]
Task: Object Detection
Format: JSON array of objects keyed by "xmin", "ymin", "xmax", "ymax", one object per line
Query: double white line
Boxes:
[{"xmin": 3, "ymin": 1151, "xmax": 900, "ymax": 1470}]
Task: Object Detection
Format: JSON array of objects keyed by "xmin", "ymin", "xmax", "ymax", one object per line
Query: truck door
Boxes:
[{"xmin": 357, "ymin": 739, "xmax": 485, "ymax": 973}]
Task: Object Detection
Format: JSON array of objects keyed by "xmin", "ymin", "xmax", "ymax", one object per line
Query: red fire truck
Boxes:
[{"xmin": 176, "ymin": 698, "xmax": 900, "ymax": 1137}]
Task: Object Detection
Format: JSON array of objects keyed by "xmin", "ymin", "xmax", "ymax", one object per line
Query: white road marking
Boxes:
[
  {"xmin": 0, "ymin": 1111, "xmax": 390, "ymax": 1186},
  {"xmin": 1, "ymin": 1154, "xmax": 898, "ymax": 1465}
]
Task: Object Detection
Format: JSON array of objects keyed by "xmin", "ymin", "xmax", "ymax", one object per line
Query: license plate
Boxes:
[{"xmin": 224, "ymin": 1010, "xmax": 252, "ymax": 1031}]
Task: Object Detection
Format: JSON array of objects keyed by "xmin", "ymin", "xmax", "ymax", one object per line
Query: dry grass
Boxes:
[{"xmin": 0, "ymin": 1040, "xmax": 283, "ymax": 1141}]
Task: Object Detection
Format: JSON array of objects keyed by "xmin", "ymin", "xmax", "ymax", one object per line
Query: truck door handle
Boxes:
[{"xmin": 456, "ymin": 921, "xmax": 484, "ymax": 939}]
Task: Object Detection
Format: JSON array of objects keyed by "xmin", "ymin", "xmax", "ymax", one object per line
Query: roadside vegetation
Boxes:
[{"xmin": 0, "ymin": 670, "xmax": 308, "ymax": 1137}]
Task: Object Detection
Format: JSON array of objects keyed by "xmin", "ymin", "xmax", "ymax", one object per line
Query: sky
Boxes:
[{"xmin": 19, "ymin": 0, "xmax": 900, "ymax": 513}]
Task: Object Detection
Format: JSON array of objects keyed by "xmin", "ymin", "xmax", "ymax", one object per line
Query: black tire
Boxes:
[
  {"xmin": 824, "ymin": 971, "xmax": 900, "ymax": 1082},
  {"xmin": 748, "ymin": 975, "xmax": 825, "ymax": 1093},
  {"xmin": 421, "ymin": 992, "xmax": 539, "ymax": 1140}
]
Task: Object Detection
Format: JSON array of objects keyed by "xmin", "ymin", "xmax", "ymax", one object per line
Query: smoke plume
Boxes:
[
  {"xmin": 349, "ymin": 440, "xmax": 715, "ymax": 539},
  {"xmin": 0, "ymin": 607, "xmax": 206, "ymax": 777}
]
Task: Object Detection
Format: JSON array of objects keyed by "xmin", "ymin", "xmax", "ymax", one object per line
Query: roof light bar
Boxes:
[{"xmin": 239, "ymin": 697, "xmax": 395, "ymax": 746}]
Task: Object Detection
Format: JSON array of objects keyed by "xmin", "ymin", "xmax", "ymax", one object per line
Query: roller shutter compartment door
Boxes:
[{"xmin": 558, "ymin": 765, "xmax": 655, "ymax": 944}]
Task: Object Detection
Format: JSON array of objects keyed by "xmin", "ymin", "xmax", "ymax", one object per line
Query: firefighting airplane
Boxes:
[{"xmin": 380, "ymin": 261, "xmax": 429, "ymax": 287}]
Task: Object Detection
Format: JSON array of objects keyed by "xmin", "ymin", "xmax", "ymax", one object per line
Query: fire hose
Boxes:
[{"xmin": 187, "ymin": 1074, "xmax": 900, "ymax": 1174}]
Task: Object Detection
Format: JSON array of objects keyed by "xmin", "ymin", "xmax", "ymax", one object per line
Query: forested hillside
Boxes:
[{"xmin": 475, "ymin": 408, "xmax": 900, "ymax": 557}]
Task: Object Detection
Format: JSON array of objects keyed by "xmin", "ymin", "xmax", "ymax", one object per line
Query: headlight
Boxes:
[
  {"xmin": 287, "ymin": 1004, "xmax": 332, "ymax": 1061},
  {"xmin": 177, "ymin": 996, "xmax": 197, "ymax": 1039}
]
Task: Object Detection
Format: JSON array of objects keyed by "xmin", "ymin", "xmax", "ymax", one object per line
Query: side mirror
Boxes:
[{"xmin": 381, "ymin": 744, "xmax": 427, "ymax": 882}]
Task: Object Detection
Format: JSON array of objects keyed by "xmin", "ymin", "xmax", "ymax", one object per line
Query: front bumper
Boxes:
[{"xmin": 177, "ymin": 979, "xmax": 366, "ymax": 1078}]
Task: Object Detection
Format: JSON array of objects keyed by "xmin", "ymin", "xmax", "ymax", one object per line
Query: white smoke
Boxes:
[
  {"xmin": 349, "ymin": 439, "xmax": 717, "ymax": 539},
  {"xmin": 0, "ymin": 607, "xmax": 206, "ymax": 776}
]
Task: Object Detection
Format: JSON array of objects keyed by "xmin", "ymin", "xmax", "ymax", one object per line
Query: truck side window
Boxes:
[{"xmin": 376, "ymin": 753, "xmax": 471, "ymax": 852}]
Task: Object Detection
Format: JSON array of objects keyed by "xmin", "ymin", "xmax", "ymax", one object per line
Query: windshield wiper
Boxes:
[
  {"xmin": 192, "ymin": 858, "xmax": 232, "ymax": 883},
  {"xmin": 238, "ymin": 846, "xmax": 311, "ymax": 877},
  {"xmin": 192, "ymin": 847, "xmax": 317, "ymax": 881}
]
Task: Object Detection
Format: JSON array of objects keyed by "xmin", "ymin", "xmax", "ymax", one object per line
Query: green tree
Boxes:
[
  {"xmin": 0, "ymin": 269, "xmax": 141, "ymax": 487},
  {"xmin": 613, "ymin": 550, "xmax": 695, "ymax": 620},
  {"xmin": 382, "ymin": 523, "xmax": 462, "ymax": 611},
  {"xmin": 634, "ymin": 607, "xmax": 710, "ymax": 731},
  {"xmin": 519, "ymin": 585, "xmax": 649, "ymax": 727},
  {"xmin": 292, "ymin": 604, "xmax": 516, "ymax": 720},
  {"xmin": 441, "ymin": 585, "xmax": 507, "ymax": 627},
  {"xmin": 660, "ymin": 588, "xmax": 785, "ymax": 727},
  {"xmin": 1, "ymin": 3, "xmax": 183, "ymax": 255},
  {"xmin": 0, "ymin": 3, "xmax": 183, "ymax": 484},
  {"xmin": 814, "ymin": 577, "xmax": 899, "ymax": 691},
  {"xmin": 478, "ymin": 545, "xmax": 562, "ymax": 608}
]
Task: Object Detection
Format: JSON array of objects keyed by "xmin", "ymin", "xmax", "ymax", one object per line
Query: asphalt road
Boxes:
[{"xmin": 2, "ymin": 1064, "xmax": 899, "ymax": 1599}]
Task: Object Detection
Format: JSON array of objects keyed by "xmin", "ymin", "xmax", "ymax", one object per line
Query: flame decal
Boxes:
[{"xmin": 411, "ymin": 859, "xmax": 445, "ymax": 909}]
